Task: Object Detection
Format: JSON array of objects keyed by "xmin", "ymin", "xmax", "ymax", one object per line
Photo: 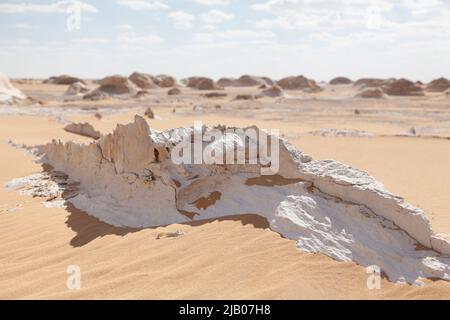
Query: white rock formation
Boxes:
[
  {"xmin": 65, "ymin": 82, "xmax": 89, "ymax": 96},
  {"xmin": 0, "ymin": 73, "xmax": 26, "ymax": 105},
  {"xmin": 9, "ymin": 116, "xmax": 450, "ymax": 283}
]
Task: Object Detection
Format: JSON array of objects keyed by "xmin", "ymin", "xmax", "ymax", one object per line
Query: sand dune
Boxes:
[
  {"xmin": 8, "ymin": 115, "xmax": 447, "ymax": 282},
  {"xmin": 0, "ymin": 132, "xmax": 449, "ymax": 299},
  {"xmin": 1, "ymin": 81, "xmax": 450, "ymax": 299}
]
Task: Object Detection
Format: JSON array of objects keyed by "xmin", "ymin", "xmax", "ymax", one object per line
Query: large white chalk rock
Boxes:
[{"xmin": 14, "ymin": 116, "xmax": 450, "ymax": 283}]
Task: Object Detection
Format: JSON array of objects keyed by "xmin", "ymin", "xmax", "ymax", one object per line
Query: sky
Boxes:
[{"xmin": 0, "ymin": 0, "xmax": 449, "ymax": 81}]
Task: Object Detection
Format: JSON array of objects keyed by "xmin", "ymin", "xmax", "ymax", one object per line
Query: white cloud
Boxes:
[
  {"xmin": 169, "ymin": 11, "xmax": 196, "ymax": 30},
  {"xmin": 252, "ymin": 0, "xmax": 392, "ymax": 30},
  {"xmin": 252, "ymin": 0, "xmax": 450, "ymax": 31},
  {"xmin": 73, "ymin": 37, "xmax": 109, "ymax": 44},
  {"xmin": 215, "ymin": 29, "xmax": 275, "ymax": 40},
  {"xmin": 117, "ymin": 31, "xmax": 163, "ymax": 45},
  {"xmin": 201, "ymin": 24, "xmax": 217, "ymax": 31},
  {"xmin": 195, "ymin": 29, "xmax": 275, "ymax": 42},
  {"xmin": 117, "ymin": 24, "xmax": 134, "ymax": 30},
  {"xmin": 200, "ymin": 9, "xmax": 233, "ymax": 24},
  {"xmin": 192, "ymin": 0, "xmax": 231, "ymax": 5},
  {"xmin": 1, "ymin": 0, "xmax": 450, "ymax": 82},
  {"xmin": 13, "ymin": 23, "xmax": 32, "ymax": 29},
  {"xmin": 116, "ymin": 0, "xmax": 168, "ymax": 11},
  {"xmin": 0, "ymin": 0, "xmax": 97, "ymax": 13}
]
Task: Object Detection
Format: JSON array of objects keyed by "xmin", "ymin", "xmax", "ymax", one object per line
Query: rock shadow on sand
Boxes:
[{"xmin": 42, "ymin": 162, "xmax": 270, "ymax": 247}]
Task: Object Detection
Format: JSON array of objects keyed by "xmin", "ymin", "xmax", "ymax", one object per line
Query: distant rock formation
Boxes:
[
  {"xmin": 96, "ymin": 75, "xmax": 138, "ymax": 95},
  {"xmin": 277, "ymin": 75, "xmax": 321, "ymax": 92},
  {"xmin": 65, "ymin": 82, "xmax": 89, "ymax": 96},
  {"xmin": 382, "ymin": 79, "xmax": 424, "ymax": 96},
  {"xmin": 426, "ymin": 78, "xmax": 450, "ymax": 92},
  {"xmin": 0, "ymin": 73, "xmax": 27, "ymax": 105},
  {"xmin": 354, "ymin": 78, "xmax": 389, "ymax": 88},
  {"xmin": 356, "ymin": 88, "xmax": 384, "ymax": 99},
  {"xmin": 168, "ymin": 88, "xmax": 182, "ymax": 96},
  {"xmin": 329, "ymin": 77, "xmax": 353, "ymax": 85},
  {"xmin": 144, "ymin": 107, "xmax": 155, "ymax": 119},
  {"xmin": 64, "ymin": 122, "xmax": 101, "ymax": 140},
  {"xmin": 261, "ymin": 85, "xmax": 284, "ymax": 97},
  {"xmin": 185, "ymin": 77, "xmax": 219, "ymax": 90},
  {"xmin": 44, "ymin": 75, "xmax": 85, "ymax": 85},
  {"xmin": 261, "ymin": 77, "xmax": 274, "ymax": 86},
  {"xmin": 216, "ymin": 78, "xmax": 235, "ymax": 87},
  {"xmin": 154, "ymin": 75, "xmax": 176, "ymax": 88},
  {"xmin": 129, "ymin": 72, "xmax": 158, "ymax": 89},
  {"xmin": 134, "ymin": 90, "xmax": 152, "ymax": 99},
  {"xmin": 217, "ymin": 75, "xmax": 273, "ymax": 87},
  {"xmin": 83, "ymin": 90, "xmax": 110, "ymax": 101},
  {"xmin": 82, "ymin": 75, "xmax": 136, "ymax": 100},
  {"xmin": 236, "ymin": 75, "xmax": 264, "ymax": 87}
]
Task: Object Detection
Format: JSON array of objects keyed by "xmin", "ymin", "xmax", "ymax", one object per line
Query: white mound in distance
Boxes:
[
  {"xmin": 0, "ymin": 73, "xmax": 26, "ymax": 105},
  {"xmin": 9, "ymin": 116, "xmax": 450, "ymax": 284}
]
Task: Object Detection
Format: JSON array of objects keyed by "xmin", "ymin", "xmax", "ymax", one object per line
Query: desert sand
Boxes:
[{"xmin": 1, "ymin": 76, "xmax": 450, "ymax": 299}]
